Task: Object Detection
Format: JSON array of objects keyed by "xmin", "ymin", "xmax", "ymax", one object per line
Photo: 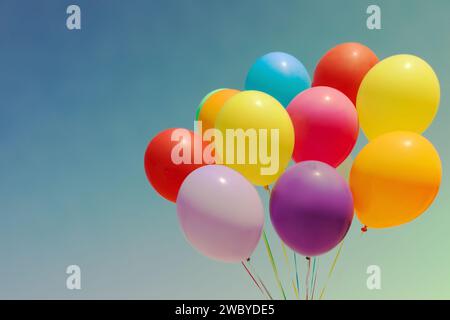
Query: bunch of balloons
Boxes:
[{"xmin": 144, "ymin": 42, "xmax": 442, "ymax": 285}]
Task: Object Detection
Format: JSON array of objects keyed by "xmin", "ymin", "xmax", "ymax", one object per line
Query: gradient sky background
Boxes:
[{"xmin": 0, "ymin": 0, "xmax": 449, "ymax": 299}]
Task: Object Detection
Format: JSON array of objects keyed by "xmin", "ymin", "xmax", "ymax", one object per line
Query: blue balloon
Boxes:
[{"xmin": 245, "ymin": 52, "xmax": 311, "ymax": 107}]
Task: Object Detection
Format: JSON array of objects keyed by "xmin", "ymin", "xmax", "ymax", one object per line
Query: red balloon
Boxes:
[
  {"xmin": 312, "ymin": 42, "xmax": 378, "ymax": 105},
  {"xmin": 287, "ymin": 87, "xmax": 359, "ymax": 167},
  {"xmin": 144, "ymin": 128, "xmax": 210, "ymax": 202}
]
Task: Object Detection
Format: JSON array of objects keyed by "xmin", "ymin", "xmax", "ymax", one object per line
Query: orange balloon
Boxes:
[
  {"xmin": 196, "ymin": 89, "xmax": 239, "ymax": 132},
  {"xmin": 350, "ymin": 131, "xmax": 441, "ymax": 229}
]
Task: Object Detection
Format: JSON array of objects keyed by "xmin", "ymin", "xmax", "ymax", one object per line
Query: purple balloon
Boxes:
[{"xmin": 270, "ymin": 161, "xmax": 353, "ymax": 257}]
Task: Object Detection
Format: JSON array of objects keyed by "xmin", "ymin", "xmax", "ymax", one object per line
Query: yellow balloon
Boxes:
[
  {"xmin": 357, "ymin": 54, "xmax": 440, "ymax": 140},
  {"xmin": 196, "ymin": 88, "xmax": 240, "ymax": 132},
  {"xmin": 215, "ymin": 90, "xmax": 294, "ymax": 186},
  {"xmin": 350, "ymin": 131, "xmax": 441, "ymax": 229}
]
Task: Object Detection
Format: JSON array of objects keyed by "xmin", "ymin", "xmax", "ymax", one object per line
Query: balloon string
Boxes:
[
  {"xmin": 263, "ymin": 230, "xmax": 286, "ymax": 300},
  {"xmin": 246, "ymin": 258, "xmax": 273, "ymax": 300},
  {"xmin": 319, "ymin": 240, "xmax": 345, "ymax": 300},
  {"xmin": 309, "ymin": 257, "xmax": 316, "ymax": 299},
  {"xmin": 294, "ymin": 253, "xmax": 300, "ymax": 298},
  {"xmin": 263, "ymin": 185, "xmax": 290, "ymax": 299},
  {"xmin": 241, "ymin": 261, "xmax": 266, "ymax": 299},
  {"xmin": 305, "ymin": 257, "xmax": 311, "ymax": 300},
  {"xmin": 311, "ymin": 258, "xmax": 319, "ymax": 300},
  {"xmin": 281, "ymin": 242, "xmax": 299, "ymax": 299}
]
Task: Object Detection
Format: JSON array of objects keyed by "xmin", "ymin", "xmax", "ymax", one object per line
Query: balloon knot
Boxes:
[
  {"xmin": 306, "ymin": 256, "xmax": 311, "ymax": 261},
  {"xmin": 361, "ymin": 225, "xmax": 368, "ymax": 233},
  {"xmin": 246, "ymin": 257, "xmax": 251, "ymax": 262}
]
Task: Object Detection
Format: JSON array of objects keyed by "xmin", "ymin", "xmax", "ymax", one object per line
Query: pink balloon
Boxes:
[
  {"xmin": 176, "ymin": 165, "xmax": 264, "ymax": 263},
  {"xmin": 287, "ymin": 86, "xmax": 359, "ymax": 167}
]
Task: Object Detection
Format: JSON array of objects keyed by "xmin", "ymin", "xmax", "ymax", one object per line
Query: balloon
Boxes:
[
  {"xmin": 195, "ymin": 89, "xmax": 221, "ymax": 121},
  {"xmin": 177, "ymin": 165, "xmax": 264, "ymax": 262},
  {"xmin": 350, "ymin": 131, "xmax": 442, "ymax": 229},
  {"xmin": 270, "ymin": 161, "xmax": 354, "ymax": 257},
  {"xmin": 144, "ymin": 128, "xmax": 210, "ymax": 202},
  {"xmin": 312, "ymin": 42, "xmax": 378, "ymax": 105},
  {"xmin": 195, "ymin": 88, "xmax": 240, "ymax": 132},
  {"xmin": 287, "ymin": 86, "xmax": 359, "ymax": 167},
  {"xmin": 215, "ymin": 90, "xmax": 295, "ymax": 186},
  {"xmin": 357, "ymin": 54, "xmax": 440, "ymax": 140},
  {"xmin": 245, "ymin": 52, "xmax": 311, "ymax": 107}
]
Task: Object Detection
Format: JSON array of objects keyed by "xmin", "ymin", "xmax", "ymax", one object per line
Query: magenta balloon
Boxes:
[
  {"xmin": 270, "ymin": 161, "xmax": 353, "ymax": 257},
  {"xmin": 287, "ymin": 86, "xmax": 358, "ymax": 167},
  {"xmin": 177, "ymin": 165, "xmax": 264, "ymax": 263}
]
